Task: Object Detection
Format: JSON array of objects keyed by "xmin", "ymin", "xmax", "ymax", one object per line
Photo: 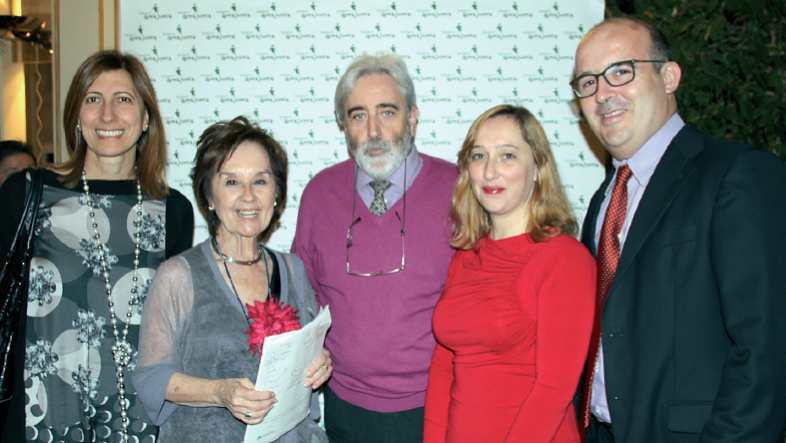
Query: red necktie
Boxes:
[{"xmin": 580, "ymin": 164, "xmax": 633, "ymax": 433}]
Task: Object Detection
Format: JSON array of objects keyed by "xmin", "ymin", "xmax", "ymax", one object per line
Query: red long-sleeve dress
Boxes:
[{"xmin": 424, "ymin": 233, "xmax": 596, "ymax": 442}]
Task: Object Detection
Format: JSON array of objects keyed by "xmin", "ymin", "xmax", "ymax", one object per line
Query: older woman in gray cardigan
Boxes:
[{"xmin": 133, "ymin": 117, "xmax": 331, "ymax": 442}]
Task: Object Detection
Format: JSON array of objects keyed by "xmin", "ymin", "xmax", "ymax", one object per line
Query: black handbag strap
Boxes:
[
  {"xmin": 3, "ymin": 168, "xmax": 43, "ymax": 270},
  {"xmin": 0, "ymin": 168, "xmax": 43, "ymax": 404}
]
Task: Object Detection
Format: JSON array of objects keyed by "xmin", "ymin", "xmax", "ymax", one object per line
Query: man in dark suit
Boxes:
[{"xmin": 572, "ymin": 17, "xmax": 786, "ymax": 443}]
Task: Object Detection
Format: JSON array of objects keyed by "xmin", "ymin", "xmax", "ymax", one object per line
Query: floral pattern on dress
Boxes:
[
  {"xmin": 35, "ymin": 204, "xmax": 52, "ymax": 235},
  {"xmin": 77, "ymin": 238, "xmax": 119, "ymax": 276},
  {"xmin": 71, "ymin": 364, "xmax": 100, "ymax": 404},
  {"xmin": 25, "ymin": 338, "xmax": 59, "ymax": 379},
  {"xmin": 79, "ymin": 193, "xmax": 113, "ymax": 209},
  {"xmin": 20, "ymin": 179, "xmax": 169, "ymax": 442},
  {"xmin": 133, "ymin": 276, "xmax": 154, "ymax": 315},
  {"xmin": 72, "ymin": 309, "xmax": 107, "ymax": 349},
  {"xmin": 139, "ymin": 213, "xmax": 165, "ymax": 250},
  {"xmin": 28, "ymin": 265, "xmax": 57, "ymax": 306}
]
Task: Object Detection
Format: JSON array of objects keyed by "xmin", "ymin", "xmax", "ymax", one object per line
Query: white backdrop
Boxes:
[{"xmin": 119, "ymin": 0, "xmax": 605, "ymax": 251}]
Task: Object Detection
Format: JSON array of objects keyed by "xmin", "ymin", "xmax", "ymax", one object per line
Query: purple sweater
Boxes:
[{"xmin": 292, "ymin": 151, "xmax": 457, "ymax": 412}]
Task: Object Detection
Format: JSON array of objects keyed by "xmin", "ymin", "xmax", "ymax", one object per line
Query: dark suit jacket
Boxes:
[{"xmin": 581, "ymin": 123, "xmax": 786, "ymax": 443}]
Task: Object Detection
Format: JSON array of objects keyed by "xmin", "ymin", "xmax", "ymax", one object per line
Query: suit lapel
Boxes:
[
  {"xmin": 582, "ymin": 172, "xmax": 613, "ymax": 258},
  {"xmin": 608, "ymin": 124, "xmax": 706, "ymax": 298}
]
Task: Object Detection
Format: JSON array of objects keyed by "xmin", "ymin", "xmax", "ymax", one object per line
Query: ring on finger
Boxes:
[{"xmin": 245, "ymin": 411, "xmax": 252, "ymax": 420}]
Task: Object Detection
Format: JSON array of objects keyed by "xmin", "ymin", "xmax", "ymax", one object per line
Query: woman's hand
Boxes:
[
  {"xmin": 215, "ymin": 378, "xmax": 277, "ymax": 424},
  {"xmin": 303, "ymin": 348, "xmax": 332, "ymax": 389}
]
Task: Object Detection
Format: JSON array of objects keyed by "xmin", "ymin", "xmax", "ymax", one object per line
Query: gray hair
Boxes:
[{"xmin": 334, "ymin": 53, "xmax": 417, "ymax": 125}]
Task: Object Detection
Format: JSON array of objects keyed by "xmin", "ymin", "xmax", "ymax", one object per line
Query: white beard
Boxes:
[{"xmin": 350, "ymin": 126, "xmax": 412, "ymax": 181}]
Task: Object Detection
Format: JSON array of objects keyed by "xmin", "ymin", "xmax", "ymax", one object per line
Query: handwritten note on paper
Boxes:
[{"xmin": 244, "ymin": 306, "xmax": 331, "ymax": 443}]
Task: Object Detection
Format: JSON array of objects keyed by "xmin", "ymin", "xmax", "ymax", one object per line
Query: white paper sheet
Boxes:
[{"xmin": 243, "ymin": 306, "xmax": 331, "ymax": 443}]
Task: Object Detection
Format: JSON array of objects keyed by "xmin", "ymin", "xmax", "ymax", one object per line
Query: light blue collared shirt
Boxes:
[
  {"xmin": 355, "ymin": 143, "xmax": 423, "ymax": 209},
  {"xmin": 591, "ymin": 113, "xmax": 685, "ymax": 423}
]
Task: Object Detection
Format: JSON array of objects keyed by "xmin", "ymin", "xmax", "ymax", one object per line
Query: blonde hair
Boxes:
[{"xmin": 451, "ymin": 104, "xmax": 577, "ymax": 249}]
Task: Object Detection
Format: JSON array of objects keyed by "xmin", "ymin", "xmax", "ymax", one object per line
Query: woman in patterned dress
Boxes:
[{"xmin": 0, "ymin": 50, "xmax": 193, "ymax": 442}]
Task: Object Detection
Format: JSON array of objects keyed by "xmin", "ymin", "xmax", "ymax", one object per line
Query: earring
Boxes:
[
  {"xmin": 208, "ymin": 206, "xmax": 214, "ymax": 211},
  {"xmin": 77, "ymin": 122, "xmax": 81, "ymax": 131},
  {"xmin": 274, "ymin": 201, "xmax": 278, "ymax": 207},
  {"xmin": 143, "ymin": 123, "xmax": 149, "ymax": 132}
]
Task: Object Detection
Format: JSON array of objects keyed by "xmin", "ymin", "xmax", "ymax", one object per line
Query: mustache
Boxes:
[{"xmin": 359, "ymin": 139, "xmax": 392, "ymax": 155}]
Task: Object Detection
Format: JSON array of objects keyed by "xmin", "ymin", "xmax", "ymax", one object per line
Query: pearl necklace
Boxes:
[{"xmin": 81, "ymin": 169, "xmax": 142, "ymax": 443}]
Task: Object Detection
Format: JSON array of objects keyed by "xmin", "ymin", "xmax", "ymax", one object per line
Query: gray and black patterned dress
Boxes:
[{"xmin": 0, "ymin": 169, "xmax": 193, "ymax": 442}]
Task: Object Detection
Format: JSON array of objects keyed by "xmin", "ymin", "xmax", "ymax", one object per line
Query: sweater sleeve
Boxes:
[
  {"xmin": 165, "ymin": 188, "xmax": 194, "ymax": 259},
  {"xmin": 290, "ymin": 185, "xmax": 319, "ymax": 298},
  {"xmin": 506, "ymin": 241, "xmax": 596, "ymax": 442},
  {"xmin": 132, "ymin": 255, "xmax": 195, "ymax": 425},
  {"xmin": 423, "ymin": 341, "xmax": 454, "ymax": 443}
]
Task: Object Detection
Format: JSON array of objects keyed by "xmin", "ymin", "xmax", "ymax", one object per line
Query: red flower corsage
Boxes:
[{"xmin": 245, "ymin": 298, "xmax": 301, "ymax": 357}]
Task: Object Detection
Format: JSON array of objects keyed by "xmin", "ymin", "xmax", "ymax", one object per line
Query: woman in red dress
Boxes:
[{"xmin": 424, "ymin": 104, "xmax": 596, "ymax": 442}]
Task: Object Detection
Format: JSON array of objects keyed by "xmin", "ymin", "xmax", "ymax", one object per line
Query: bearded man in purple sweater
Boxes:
[{"xmin": 292, "ymin": 53, "xmax": 458, "ymax": 442}]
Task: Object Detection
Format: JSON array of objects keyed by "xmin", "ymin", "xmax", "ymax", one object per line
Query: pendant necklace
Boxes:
[
  {"xmin": 82, "ymin": 169, "xmax": 142, "ymax": 443},
  {"xmin": 212, "ymin": 237, "xmax": 271, "ymax": 325}
]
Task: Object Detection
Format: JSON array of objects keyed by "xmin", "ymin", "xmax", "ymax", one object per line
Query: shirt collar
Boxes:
[
  {"xmin": 355, "ymin": 143, "xmax": 421, "ymax": 192},
  {"xmin": 610, "ymin": 113, "xmax": 685, "ymax": 191}
]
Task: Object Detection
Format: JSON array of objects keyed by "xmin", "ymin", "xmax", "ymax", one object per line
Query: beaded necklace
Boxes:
[{"xmin": 81, "ymin": 169, "xmax": 142, "ymax": 443}]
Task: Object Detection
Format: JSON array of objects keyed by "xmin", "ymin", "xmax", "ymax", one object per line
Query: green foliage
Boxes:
[{"xmin": 607, "ymin": 0, "xmax": 786, "ymax": 161}]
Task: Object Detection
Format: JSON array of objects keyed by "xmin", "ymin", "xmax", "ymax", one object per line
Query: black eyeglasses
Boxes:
[
  {"xmin": 346, "ymin": 165, "xmax": 407, "ymax": 277},
  {"xmin": 570, "ymin": 59, "xmax": 666, "ymax": 98}
]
